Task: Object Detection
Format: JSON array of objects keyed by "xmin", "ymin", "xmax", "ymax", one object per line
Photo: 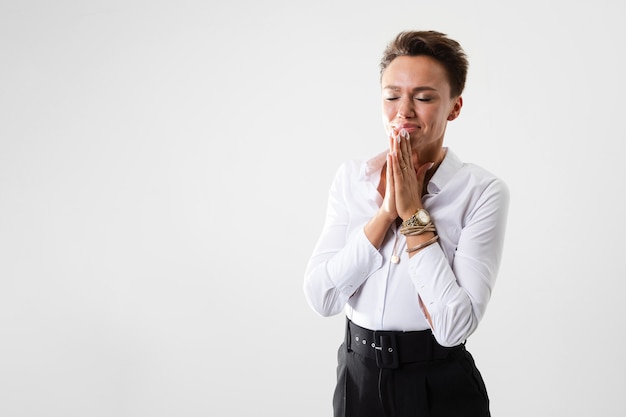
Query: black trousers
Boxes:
[{"xmin": 333, "ymin": 320, "xmax": 490, "ymax": 417}]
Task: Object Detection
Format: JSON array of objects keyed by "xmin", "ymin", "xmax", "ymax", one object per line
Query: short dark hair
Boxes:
[{"xmin": 380, "ymin": 31, "xmax": 468, "ymax": 98}]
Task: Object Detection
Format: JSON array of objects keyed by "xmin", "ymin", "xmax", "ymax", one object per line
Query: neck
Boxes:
[
  {"xmin": 420, "ymin": 147, "xmax": 446, "ymax": 193},
  {"xmin": 412, "ymin": 145, "xmax": 446, "ymax": 171}
]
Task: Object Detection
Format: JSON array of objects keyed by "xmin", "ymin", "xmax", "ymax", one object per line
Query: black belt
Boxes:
[{"xmin": 346, "ymin": 319, "xmax": 463, "ymax": 369}]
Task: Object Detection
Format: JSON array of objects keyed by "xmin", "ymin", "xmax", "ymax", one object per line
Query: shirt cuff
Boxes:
[
  {"xmin": 327, "ymin": 228, "xmax": 384, "ymax": 297},
  {"xmin": 407, "ymin": 243, "xmax": 455, "ymax": 311}
]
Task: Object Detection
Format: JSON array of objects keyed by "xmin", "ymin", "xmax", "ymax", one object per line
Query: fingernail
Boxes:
[
  {"xmin": 400, "ymin": 128, "xmax": 407, "ymax": 138},
  {"xmin": 428, "ymin": 162, "xmax": 435, "ymax": 169},
  {"xmin": 396, "ymin": 134, "xmax": 401, "ymax": 143}
]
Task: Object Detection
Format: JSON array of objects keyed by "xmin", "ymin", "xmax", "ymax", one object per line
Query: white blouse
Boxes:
[{"xmin": 303, "ymin": 148, "xmax": 510, "ymax": 347}]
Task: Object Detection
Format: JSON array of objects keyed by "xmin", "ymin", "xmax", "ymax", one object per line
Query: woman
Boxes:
[{"xmin": 304, "ymin": 30, "xmax": 509, "ymax": 417}]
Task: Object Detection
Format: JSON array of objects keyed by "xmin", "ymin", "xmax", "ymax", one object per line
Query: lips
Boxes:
[{"xmin": 394, "ymin": 124, "xmax": 419, "ymax": 133}]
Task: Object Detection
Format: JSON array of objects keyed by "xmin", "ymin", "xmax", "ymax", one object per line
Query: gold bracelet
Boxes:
[{"xmin": 406, "ymin": 235, "xmax": 439, "ymax": 253}]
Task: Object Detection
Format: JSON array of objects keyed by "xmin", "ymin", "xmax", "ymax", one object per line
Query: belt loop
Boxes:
[{"xmin": 345, "ymin": 318, "xmax": 352, "ymax": 351}]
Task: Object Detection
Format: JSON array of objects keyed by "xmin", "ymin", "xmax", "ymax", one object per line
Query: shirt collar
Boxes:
[
  {"xmin": 427, "ymin": 148, "xmax": 462, "ymax": 194},
  {"xmin": 362, "ymin": 150, "xmax": 387, "ymax": 181}
]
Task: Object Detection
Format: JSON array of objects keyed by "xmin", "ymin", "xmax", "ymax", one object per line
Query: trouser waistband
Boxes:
[{"xmin": 345, "ymin": 319, "xmax": 463, "ymax": 369}]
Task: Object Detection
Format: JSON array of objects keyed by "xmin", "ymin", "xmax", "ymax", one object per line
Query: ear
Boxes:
[{"xmin": 447, "ymin": 96, "xmax": 463, "ymax": 121}]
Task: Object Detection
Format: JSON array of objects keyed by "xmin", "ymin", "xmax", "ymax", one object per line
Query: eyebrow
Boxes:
[{"xmin": 382, "ymin": 86, "xmax": 438, "ymax": 93}]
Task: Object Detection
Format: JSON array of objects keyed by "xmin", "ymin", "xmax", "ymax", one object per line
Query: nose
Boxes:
[{"xmin": 397, "ymin": 96, "xmax": 415, "ymax": 118}]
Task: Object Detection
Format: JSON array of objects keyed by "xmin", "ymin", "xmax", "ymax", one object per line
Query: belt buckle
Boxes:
[{"xmin": 374, "ymin": 331, "xmax": 399, "ymax": 369}]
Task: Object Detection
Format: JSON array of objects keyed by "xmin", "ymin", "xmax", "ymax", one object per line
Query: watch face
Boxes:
[{"xmin": 417, "ymin": 209, "xmax": 430, "ymax": 224}]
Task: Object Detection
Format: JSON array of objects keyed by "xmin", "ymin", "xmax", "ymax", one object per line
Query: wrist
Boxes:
[
  {"xmin": 377, "ymin": 208, "xmax": 398, "ymax": 225},
  {"xmin": 399, "ymin": 210, "xmax": 416, "ymax": 222},
  {"xmin": 405, "ymin": 231, "xmax": 436, "ymax": 245},
  {"xmin": 405, "ymin": 232, "xmax": 438, "ymax": 256}
]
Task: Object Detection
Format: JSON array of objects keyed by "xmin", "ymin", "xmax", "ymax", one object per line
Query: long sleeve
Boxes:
[
  {"xmin": 303, "ymin": 161, "xmax": 384, "ymax": 317},
  {"xmin": 409, "ymin": 177, "xmax": 510, "ymax": 347}
]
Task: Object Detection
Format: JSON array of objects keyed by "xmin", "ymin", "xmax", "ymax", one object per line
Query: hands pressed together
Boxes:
[{"xmin": 381, "ymin": 128, "xmax": 434, "ymax": 222}]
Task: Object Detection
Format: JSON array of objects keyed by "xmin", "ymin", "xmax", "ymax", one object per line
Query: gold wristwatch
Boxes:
[{"xmin": 403, "ymin": 208, "xmax": 431, "ymax": 227}]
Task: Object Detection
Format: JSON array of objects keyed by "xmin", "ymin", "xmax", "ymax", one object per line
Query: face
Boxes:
[{"xmin": 381, "ymin": 55, "xmax": 462, "ymax": 152}]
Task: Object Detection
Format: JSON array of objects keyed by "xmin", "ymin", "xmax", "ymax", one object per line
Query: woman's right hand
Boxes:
[{"xmin": 380, "ymin": 131, "xmax": 399, "ymax": 222}]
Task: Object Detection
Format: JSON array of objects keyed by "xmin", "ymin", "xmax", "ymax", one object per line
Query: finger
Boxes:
[
  {"xmin": 391, "ymin": 131, "xmax": 407, "ymax": 173},
  {"xmin": 391, "ymin": 150, "xmax": 408, "ymax": 184},
  {"xmin": 391, "ymin": 128, "xmax": 400, "ymax": 156},
  {"xmin": 386, "ymin": 153, "xmax": 394, "ymax": 191},
  {"xmin": 400, "ymin": 129, "xmax": 412, "ymax": 168}
]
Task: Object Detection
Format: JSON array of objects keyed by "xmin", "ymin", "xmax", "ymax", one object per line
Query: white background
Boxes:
[{"xmin": 1, "ymin": 1, "xmax": 625, "ymax": 416}]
